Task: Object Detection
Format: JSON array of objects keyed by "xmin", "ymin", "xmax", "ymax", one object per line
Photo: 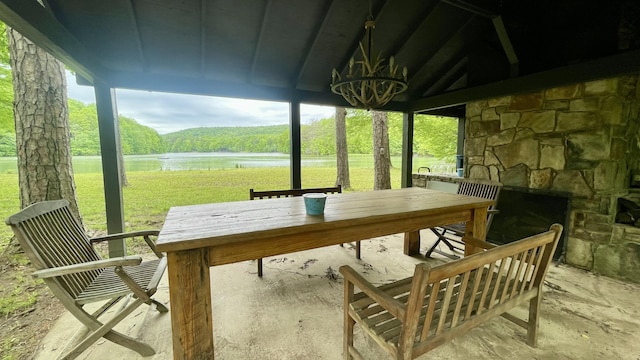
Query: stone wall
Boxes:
[{"xmin": 464, "ymin": 73, "xmax": 640, "ymax": 283}]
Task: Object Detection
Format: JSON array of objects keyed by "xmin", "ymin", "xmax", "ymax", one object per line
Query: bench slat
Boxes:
[{"xmin": 342, "ymin": 224, "xmax": 563, "ymax": 359}]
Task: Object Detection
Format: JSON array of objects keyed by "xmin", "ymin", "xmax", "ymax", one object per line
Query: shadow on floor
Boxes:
[{"xmin": 34, "ymin": 231, "xmax": 640, "ymax": 359}]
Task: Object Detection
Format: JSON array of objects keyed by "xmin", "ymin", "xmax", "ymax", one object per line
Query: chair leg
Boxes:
[
  {"xmin": 426, "ymin": 228, "xmax": 445, "ymax": 257},
  {"xmin": 64, "ymin": 298, "xmax": 156, "ymax": 359},
  {"xmin": 527, "ymin": 294, "xmax": 541, "ymax": 347},
  {"xmin": 426, "ymin": 228, "xmax": 462, "ymax": 259},
  {"xmin": 258, "ymin": 258, "xmax": 263, "ymax": 277},
  {"xmin": 355, "ymin": 241, "xmax": 361, "ymax": 260},
  {"xmin": 151, "ymin": 299, "xmax": 169, "ymax": 313},
  {"xmin": 344, "ymin": 281, "xmax": 355, "ymax": 360}
]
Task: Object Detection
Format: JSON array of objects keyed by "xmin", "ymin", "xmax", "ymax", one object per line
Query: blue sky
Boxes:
[{"xmin": 65, "ymin": 72, "xmax": 336, "ymax": 134}]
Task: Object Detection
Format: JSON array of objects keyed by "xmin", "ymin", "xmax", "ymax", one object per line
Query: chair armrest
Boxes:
[
  {"xmin": 488, "ymin": 209, "xmax": 500, "ymax": 215},
  {"xmin": 339, "ymin": 265, "xmax": 406, "ymax": 320},
  {"xmin": 89, "ymin": 230, "xmax": 160, "ymax": 243},
  {"xmin": 90, "ymin": 230, "xmax": 163, "ymax": 258},
  {"xmin": 33, "ymin": 256, "xmax": 143, "ymax": 279},
  {"xmin": 461, "ymin": 236, "xmax": 497, "ymax": 250}
]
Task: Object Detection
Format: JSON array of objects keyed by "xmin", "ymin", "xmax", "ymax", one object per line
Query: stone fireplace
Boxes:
[{"xmin": 463, "ymin": 73, "xmax": 640, "ymax": 283}]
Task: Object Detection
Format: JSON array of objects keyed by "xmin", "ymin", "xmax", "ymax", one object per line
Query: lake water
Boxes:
[{"xmin": 0, "ymin": 152, "xmax": 455, "ymax": 174}]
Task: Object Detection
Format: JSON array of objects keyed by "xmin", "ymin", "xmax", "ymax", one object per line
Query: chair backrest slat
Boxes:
[
  {"xmin": 250, "ymin": 185, "xmax": 342, "ymax": 200},
  {"xmin": 457, "ymin": 180, "xmax": 501, "ymax": 206},
  {"xmin": 6, "ymin": 200, "xmax": 102, "ymax": 298}
]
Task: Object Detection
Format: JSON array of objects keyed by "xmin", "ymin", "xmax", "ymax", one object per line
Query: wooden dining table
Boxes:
[{"xmin": 156, "ymin": 187, "xmax": 494, "ymax": 359}]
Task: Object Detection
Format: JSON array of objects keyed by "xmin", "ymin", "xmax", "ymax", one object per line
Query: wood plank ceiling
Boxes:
[{"xmin": 1, "ymin": 0, "xmax": 639, "ymax": 117}]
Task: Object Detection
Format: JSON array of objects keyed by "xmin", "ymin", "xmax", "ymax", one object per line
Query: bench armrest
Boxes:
[
  {"xmin": 90, "ymin": 230, "xmax": 163, "ymax": 258},
  {"xmin": 33, "ymin": 256, "xmax": 143, "ymax": 279},
  {"xmin": 340, "ymin": 265, "xmax": 406, "ymax": 320}
]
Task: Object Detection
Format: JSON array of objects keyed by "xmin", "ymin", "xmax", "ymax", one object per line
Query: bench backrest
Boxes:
[
  {"xmin": 250, "ymin": 185, "xmax": 342, "ymax": 199},
  {"xmin": 5, "ymin": 200, "xmax": 102, "ymax": 300},
  {"xmin": 400, "ymin": 224, "xmax": 562, "ymax": 354}
]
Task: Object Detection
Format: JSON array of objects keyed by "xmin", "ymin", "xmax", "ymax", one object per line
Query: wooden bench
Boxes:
[
  {"xmin": 340, "ymin": 224, "xmax": 563, "ymax": 360},
  {"xmin": 250, "ymin": 185, "xmax": 361, "ymax": 277}
]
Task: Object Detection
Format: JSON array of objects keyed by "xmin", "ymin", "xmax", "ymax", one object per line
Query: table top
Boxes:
[{"xmin": 156, "ymin": 187, "xmax": 494, "ymax": 253}]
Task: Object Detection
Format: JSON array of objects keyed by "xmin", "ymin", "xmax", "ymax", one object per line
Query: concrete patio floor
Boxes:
[{"xmin": 33, "ymin": 230, "xmax": 640, "ymax": 360}]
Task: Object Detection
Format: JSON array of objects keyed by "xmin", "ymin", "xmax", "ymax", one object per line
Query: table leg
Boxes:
[
  {"xmin": 403, "ymin": 231, "xmax": 421, "ymax": 255},
  {"xmin": 167, "ymin": 249, "xmax": 214, "ymax": 360},
  {"xmin": 464, "ymin": 207, "xmax": 488, "ymax": 256}
]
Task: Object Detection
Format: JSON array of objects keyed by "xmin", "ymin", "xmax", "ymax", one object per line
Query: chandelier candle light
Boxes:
[{"xmin": 331, "ymin": 14, "xmax": 408, "ymax": 109}]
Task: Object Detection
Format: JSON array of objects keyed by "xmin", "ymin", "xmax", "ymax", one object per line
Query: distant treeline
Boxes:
[{"xmin": 0, "ymin": 100, "xmax": 458, "ymax": 160}]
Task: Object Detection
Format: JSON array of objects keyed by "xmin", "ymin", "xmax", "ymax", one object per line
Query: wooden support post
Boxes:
[
  {"xmin": 94, "ymin": 82, "xmax": 125, "ymax": 257},
  {"xmin": 290, "ymin": 99, "xmax": 302, "ymax": 189},
  {"xmin": 401, "ymin": 112, "xmax": 414, "ymax": 188}
]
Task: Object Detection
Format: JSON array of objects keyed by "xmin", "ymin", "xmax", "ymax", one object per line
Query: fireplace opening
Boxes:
[
  {"xmin": 615, "ymin": 192, "xmax": 640, "ymax": 226},
  {"xmin": 486, "ymin": 186, "xmax": 571, "ymax": 260}
]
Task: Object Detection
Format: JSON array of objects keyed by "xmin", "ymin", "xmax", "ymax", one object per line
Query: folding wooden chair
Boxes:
[
  {"xmin": 425, "ymin": 180, "xmax": 501, "ymax": 259},
  {"xmin": 5, "ymin": 200, "xmax": 168, "ymax": 359},
  {"xmin": 249, "ymin": 185, "xmax": 361, "ymax": 276}
]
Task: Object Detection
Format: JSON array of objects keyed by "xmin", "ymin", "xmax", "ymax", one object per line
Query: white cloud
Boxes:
[{"xmin": 65, "ymin": 72, "xmax": 335, "ymax": 134}]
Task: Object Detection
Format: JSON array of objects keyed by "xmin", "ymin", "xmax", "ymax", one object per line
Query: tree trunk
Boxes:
[
  {"xmin": 372, "ymin": 110, "xmax": 391, "ymax": 190},
  {"xmin": 115, "ymin": 115, "xmax": 129, "ymax": 187},
  {"xmin": 7, "ymin": 28, "xmax": 81, "ymax": 220},
  {"xmin": 335, "ymin": 107, "xmax": 350, "ymax": 190}
]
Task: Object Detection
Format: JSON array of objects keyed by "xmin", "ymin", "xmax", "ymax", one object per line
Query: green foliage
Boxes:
[
  {"xmin": 163, "ymin": 125, "xmax": 290, "ymax": 153},
  {"xmin": 0, "ymin": 23, "xmax": 14, "ymax": 157},
  {"xmin": 68, "ymin": 99, "xmax": 100, "ymax": 155},
  {"xmin": 302, "ymin": 117, "xmax": 335, "ymax": 155},
  {"xmin": 413, "ymin": 115, "xmax": 458, "ymax": 161},
  {"xmin": 118, "ymin": 115, "xmax": 166, "ymax": 154},
  {"xmin": 67, "ymin": 99, "xmax": 166, "ymax": 155}
]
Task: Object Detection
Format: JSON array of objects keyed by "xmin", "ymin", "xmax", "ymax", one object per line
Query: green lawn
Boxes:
[
  {"xmin": 0, "ymin": 165, "xmax": 423, "ymax": 358},
  {"xmin": 0, "ymin": 166, "xmax": 413, "ymax": 248}
]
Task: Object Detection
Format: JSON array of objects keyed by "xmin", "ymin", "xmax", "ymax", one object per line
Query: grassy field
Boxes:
[
  {"xmin": 0, "ymin": 163, "xmax": 450, "ymax": 358},
  {"xmin": 0, "ymin": 166, "xmax": 409, "ymax": 319}
]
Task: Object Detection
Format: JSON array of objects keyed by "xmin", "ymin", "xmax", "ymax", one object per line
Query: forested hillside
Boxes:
[
  {"xmin": 163, "ymin": 125, "xmax": 289, "ymax": 153},
  {"xmin": 0, "ymin": 101, "xmax": 457, "ymax": 159},
  {"xmin": 67, "ymin": 99, "xmax": 166, "ymax": 155},
  {"xmin": 162, "ymin": 110, "xmax": 458, "ymax": 159}
]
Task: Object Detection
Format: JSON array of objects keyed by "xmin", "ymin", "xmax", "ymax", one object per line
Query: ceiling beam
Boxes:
[
  {"xmin": 410, "ymin": 26, "xmax": 477, "ymax": 98},
  {"xmin": 409, "ymin": 50, "xmax": 640, "ymax": 112},
  {"xmin": 384, "ymin": 1, "xmax": 439, "ymax": 60},
  {"xmin": 200, "ymin": 0, "xmax": 207, "ymax": 75},
  {"xmin": 249, "ymin": 0, "xmax": 272, "ymax": 83},
  {"xmin": 424, "ymin": 56, "xmax": 468, "ymax": 96},
  {"xmin": 125, "ymin": 0, "xmax": 146, "ymax": 70},
  {"xmin": 492, "ymin": 16, "xmax": 518, "ymax": 77},
  {"xmin": 292, "ymin": 0, "xmax": 335, "ymax": 87},
  {"xmin": 440, "ymin": 0, "xmax": 497, "ymax": 18},
  {"xmin": 104, "ymin": 69, "xmax": 411, "ymax": 113},
  {"xmin": 0, "ymin": 0, "xmax": 107, "ymax": 82},
  {"xmin": 406, "ymin": 16, "xmax": 477, "ymax": 86},
  {"xmin": 406, "ymin": 15, "xmax": 478, "ymax": 94}
]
